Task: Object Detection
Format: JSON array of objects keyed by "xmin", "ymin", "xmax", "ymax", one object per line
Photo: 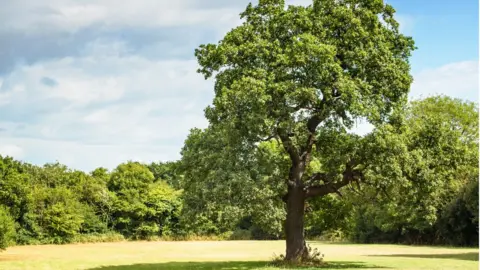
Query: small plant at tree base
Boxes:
[{"xmin": 271, "ymin": 244, "xmax": 325, "ymax": 267}]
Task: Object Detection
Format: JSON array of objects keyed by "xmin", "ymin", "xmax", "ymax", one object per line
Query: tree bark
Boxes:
[{"xmin": 285, "ymin": 185, "xmax": 308, "ymax": 261}]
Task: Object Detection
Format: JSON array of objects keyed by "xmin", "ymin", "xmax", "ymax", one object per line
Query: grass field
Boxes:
[{"xmin": 0, "ymin": 241, "xmax": 478, "ymax": 270}]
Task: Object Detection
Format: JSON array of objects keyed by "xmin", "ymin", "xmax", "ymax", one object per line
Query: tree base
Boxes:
[{"xmin": 271, "ymin": 244, "xmax": 325, "ymax": 267}]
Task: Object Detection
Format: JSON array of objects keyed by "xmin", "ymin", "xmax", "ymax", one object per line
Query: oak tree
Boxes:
[{"xmin": 195, "ymin": 0, "xmax": 414, "ymax": 261}]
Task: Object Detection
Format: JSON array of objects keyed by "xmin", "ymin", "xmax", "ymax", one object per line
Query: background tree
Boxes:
[
  {"xmin": 0, "ymin": 156, "xmax": 185, "ymax": 247},
  {"xmin": 29, "ymin": 186, "xmax": 85, "ymax": 244},
  {"xmin": 0, "ymin": 156, "xmax": 30, "ymax": 229},
  {"xmin": 108, "ymin": 162, "xmax": 182, "ymax": 239},
  {"xmin": 348, "ymin": 96, "xmax": 479, "ymax": 245},
  {"xmin": 194, "ymin": 0, "xmax": 414, "ymax": 261}
]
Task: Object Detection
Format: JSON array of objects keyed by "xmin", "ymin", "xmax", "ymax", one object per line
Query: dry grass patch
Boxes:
[{"xmin": 0, "ymin": 241, "xmax": 477, "ymax": 270}]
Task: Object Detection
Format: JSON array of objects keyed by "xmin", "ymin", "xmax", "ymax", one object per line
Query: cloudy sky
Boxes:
[{"xmin": 0, "ymin": 0, "xmax": 478, "ymax": 171}]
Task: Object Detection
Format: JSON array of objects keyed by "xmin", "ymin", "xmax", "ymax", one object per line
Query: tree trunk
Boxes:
[{"xmin": 285, "ymin": 185, "xmax": 308, "ymax": 261}]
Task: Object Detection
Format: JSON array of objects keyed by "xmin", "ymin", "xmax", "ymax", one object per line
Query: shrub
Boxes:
[{"xmin": 0, "ymin": 206, "xmax": 16, "ymax": 250}]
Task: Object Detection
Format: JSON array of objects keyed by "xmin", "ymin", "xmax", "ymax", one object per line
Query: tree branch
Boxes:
[
  {"xmin": 381, "ymin": 185, "xmax": 393, "ymax": 200},
  {"xmin": 277, "ymin": 128, "xmax": 300, "ymax": 165},
  {"xmin": 305, "ymin": 172, "xmax": 329, "ymax": 185},
  {"xmin": 306, "ymin": 114, "xmax": 323, "ymax": 133},
  {"xmin": 305, "ymin": 177, "xmax": 350, "ymax": 198},
  {"xmin": 299, "ymin": 113, "xmax": 324, "ymax": 166},
  {"xmin": 258, "ymin": 134, "xmax": 277, "ymax": 142},
  {"xmin": 305, "ymin": 162, "xmax": 363, "ymax": 198}
]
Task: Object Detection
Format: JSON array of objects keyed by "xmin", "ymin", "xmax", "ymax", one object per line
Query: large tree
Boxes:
[{"xmin": 194, "ymin": 0, "xmax": 414, "ymax": 261}]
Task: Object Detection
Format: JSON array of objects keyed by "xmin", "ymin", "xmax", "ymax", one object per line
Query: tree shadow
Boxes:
[
  {"xmin": 87, "ymin": 261, "xmax": 265, "ymax": 270},
  {"xmin": 319, "ymin": 261, "xmax": 390, "ymax": 269},
  {"xmin": 307, "ymin": 241, "xmax": 356, "ymax": 245},
  {"xmin": 87, "ymin": 260, "xmax": 389, "ymax": 270},
  {"xmin": 369, "ymin": 252, "xmax": 479, "ymax": 261}
]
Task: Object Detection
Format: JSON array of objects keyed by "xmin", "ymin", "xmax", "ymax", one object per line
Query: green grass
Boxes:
[{"xmin": 0, "ymin": 240, "xmax": 478, "ymax": 270}]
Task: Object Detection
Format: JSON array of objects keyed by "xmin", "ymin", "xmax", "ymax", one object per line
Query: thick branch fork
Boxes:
[
  {"xmin": 281, "ymin": 163, "xmax": 363, "ymax": 202},
  {"xmin": 305, "ymin": 163, "xmax": 363, "ymax": 198}
]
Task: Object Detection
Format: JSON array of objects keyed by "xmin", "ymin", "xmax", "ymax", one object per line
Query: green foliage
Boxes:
[
  {"xmin": 0, "ymin": 156, "xmax": 30, "ymax": 221},
  {"xmin": 0, "ymin": 206, "xmax": 15, "ymax": 250},
  {"xmin": 305, "ymin": 194, "xmax": 352, "ymax": 238},
  {"xmin": 144, "ymin": 182, "xmax": 182, "ymax": 236},
  {"xmin": 29, "ymin": 186, "xmax": 85, "ymax": 243},
  {"xmin": 108, "ymin": 162, "xmax": 182, "ymax": 239},
  {"xmin": 0, "ymin": 156, "xmax": 184, "ymax": 246},
  {"xmin": 196, "ymin": 0, "xmax": 414, "ymax": 153},
  {"xmin": 79, "ymin": 205, "xmax": 108, "ymax": 234},
  {"xmin": 179, "ymin": 92, "xmax": 478, "ymax": 247},
  {"xmin": 108, "ymin": 162, "xmax": 154, "ymax": 193},
  {"xmin": 346, "ymin": 96, "xmax": 479, "ymax": 245},
  {"xmin": 180, "ymin": 127, "xmax": 286, "ymax": 237},
  {"xmin": 434, "ymin": 172, "xmax": 479, "ymax": 246},
  {"xmin": 436, "ymin": 193, "xmax": 478, "ymax": 246},
  {"xmin": 463, "ymin": 177, "xmax": 479, "ymax": 226},
  {"xmin": 148, "ymin": 161, "xmax": 183, "ymax": 189},
  {"xmin": 194, "ymin": 0, "xmax": 415, "ymax": 260}
]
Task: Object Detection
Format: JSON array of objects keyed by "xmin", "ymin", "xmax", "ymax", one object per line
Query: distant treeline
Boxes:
[{"xmin": 0, "ymin": 157, "xmax": 477, "ymax": 249}]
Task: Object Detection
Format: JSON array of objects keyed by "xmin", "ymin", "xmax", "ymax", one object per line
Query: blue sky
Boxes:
[{"xmin": 0, "ymin": 0, "xmax": 478, "ymax": 171}]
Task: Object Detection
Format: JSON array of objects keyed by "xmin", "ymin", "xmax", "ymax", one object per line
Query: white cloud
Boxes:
[
  {"xmin": 0, "ymin": 0, "xmax": 243, "ymax": 34},
  {"xmin": 410, "ymin": 60, "xmax": 478, "ymax": 102},
  {"xmin": 0, "ymin": 0, "xmax": 319, "ymax": 35},
  {"xmin": 0, "ymin": 0, "xmax": 256, "ymax": 171},
  {"xmin": 0, "ymin": 51, "xmax": 212, "ymax": 170},
  {"xmin": 0, "ymin": 144, "xmax": 24, "ymax": 159},
  {"xmin": 0, "ymin": 57, "xmax": 126, "ymax": 106},
  {"xmin": 0, "ymin": 92, "xmax": 11, "ymax": 106},
  {"xmin": 0, "ymin": 53, "xmax": 213, "ymax": 107}
]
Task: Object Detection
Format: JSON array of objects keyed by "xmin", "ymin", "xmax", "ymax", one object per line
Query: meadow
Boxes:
[{"xmin": 0, "ymin": 241, "xmax": 478, "ymax": 270}]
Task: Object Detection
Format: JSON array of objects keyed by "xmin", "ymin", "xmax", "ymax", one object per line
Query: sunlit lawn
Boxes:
[{"xmin": 0, "ymin": 240, "xmax": 478, "ymax": 270}]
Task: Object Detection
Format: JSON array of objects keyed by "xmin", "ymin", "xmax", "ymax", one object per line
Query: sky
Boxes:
[{"xmin": 0, "ymin": 0, "xmax": 478, "ymax": 172}]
